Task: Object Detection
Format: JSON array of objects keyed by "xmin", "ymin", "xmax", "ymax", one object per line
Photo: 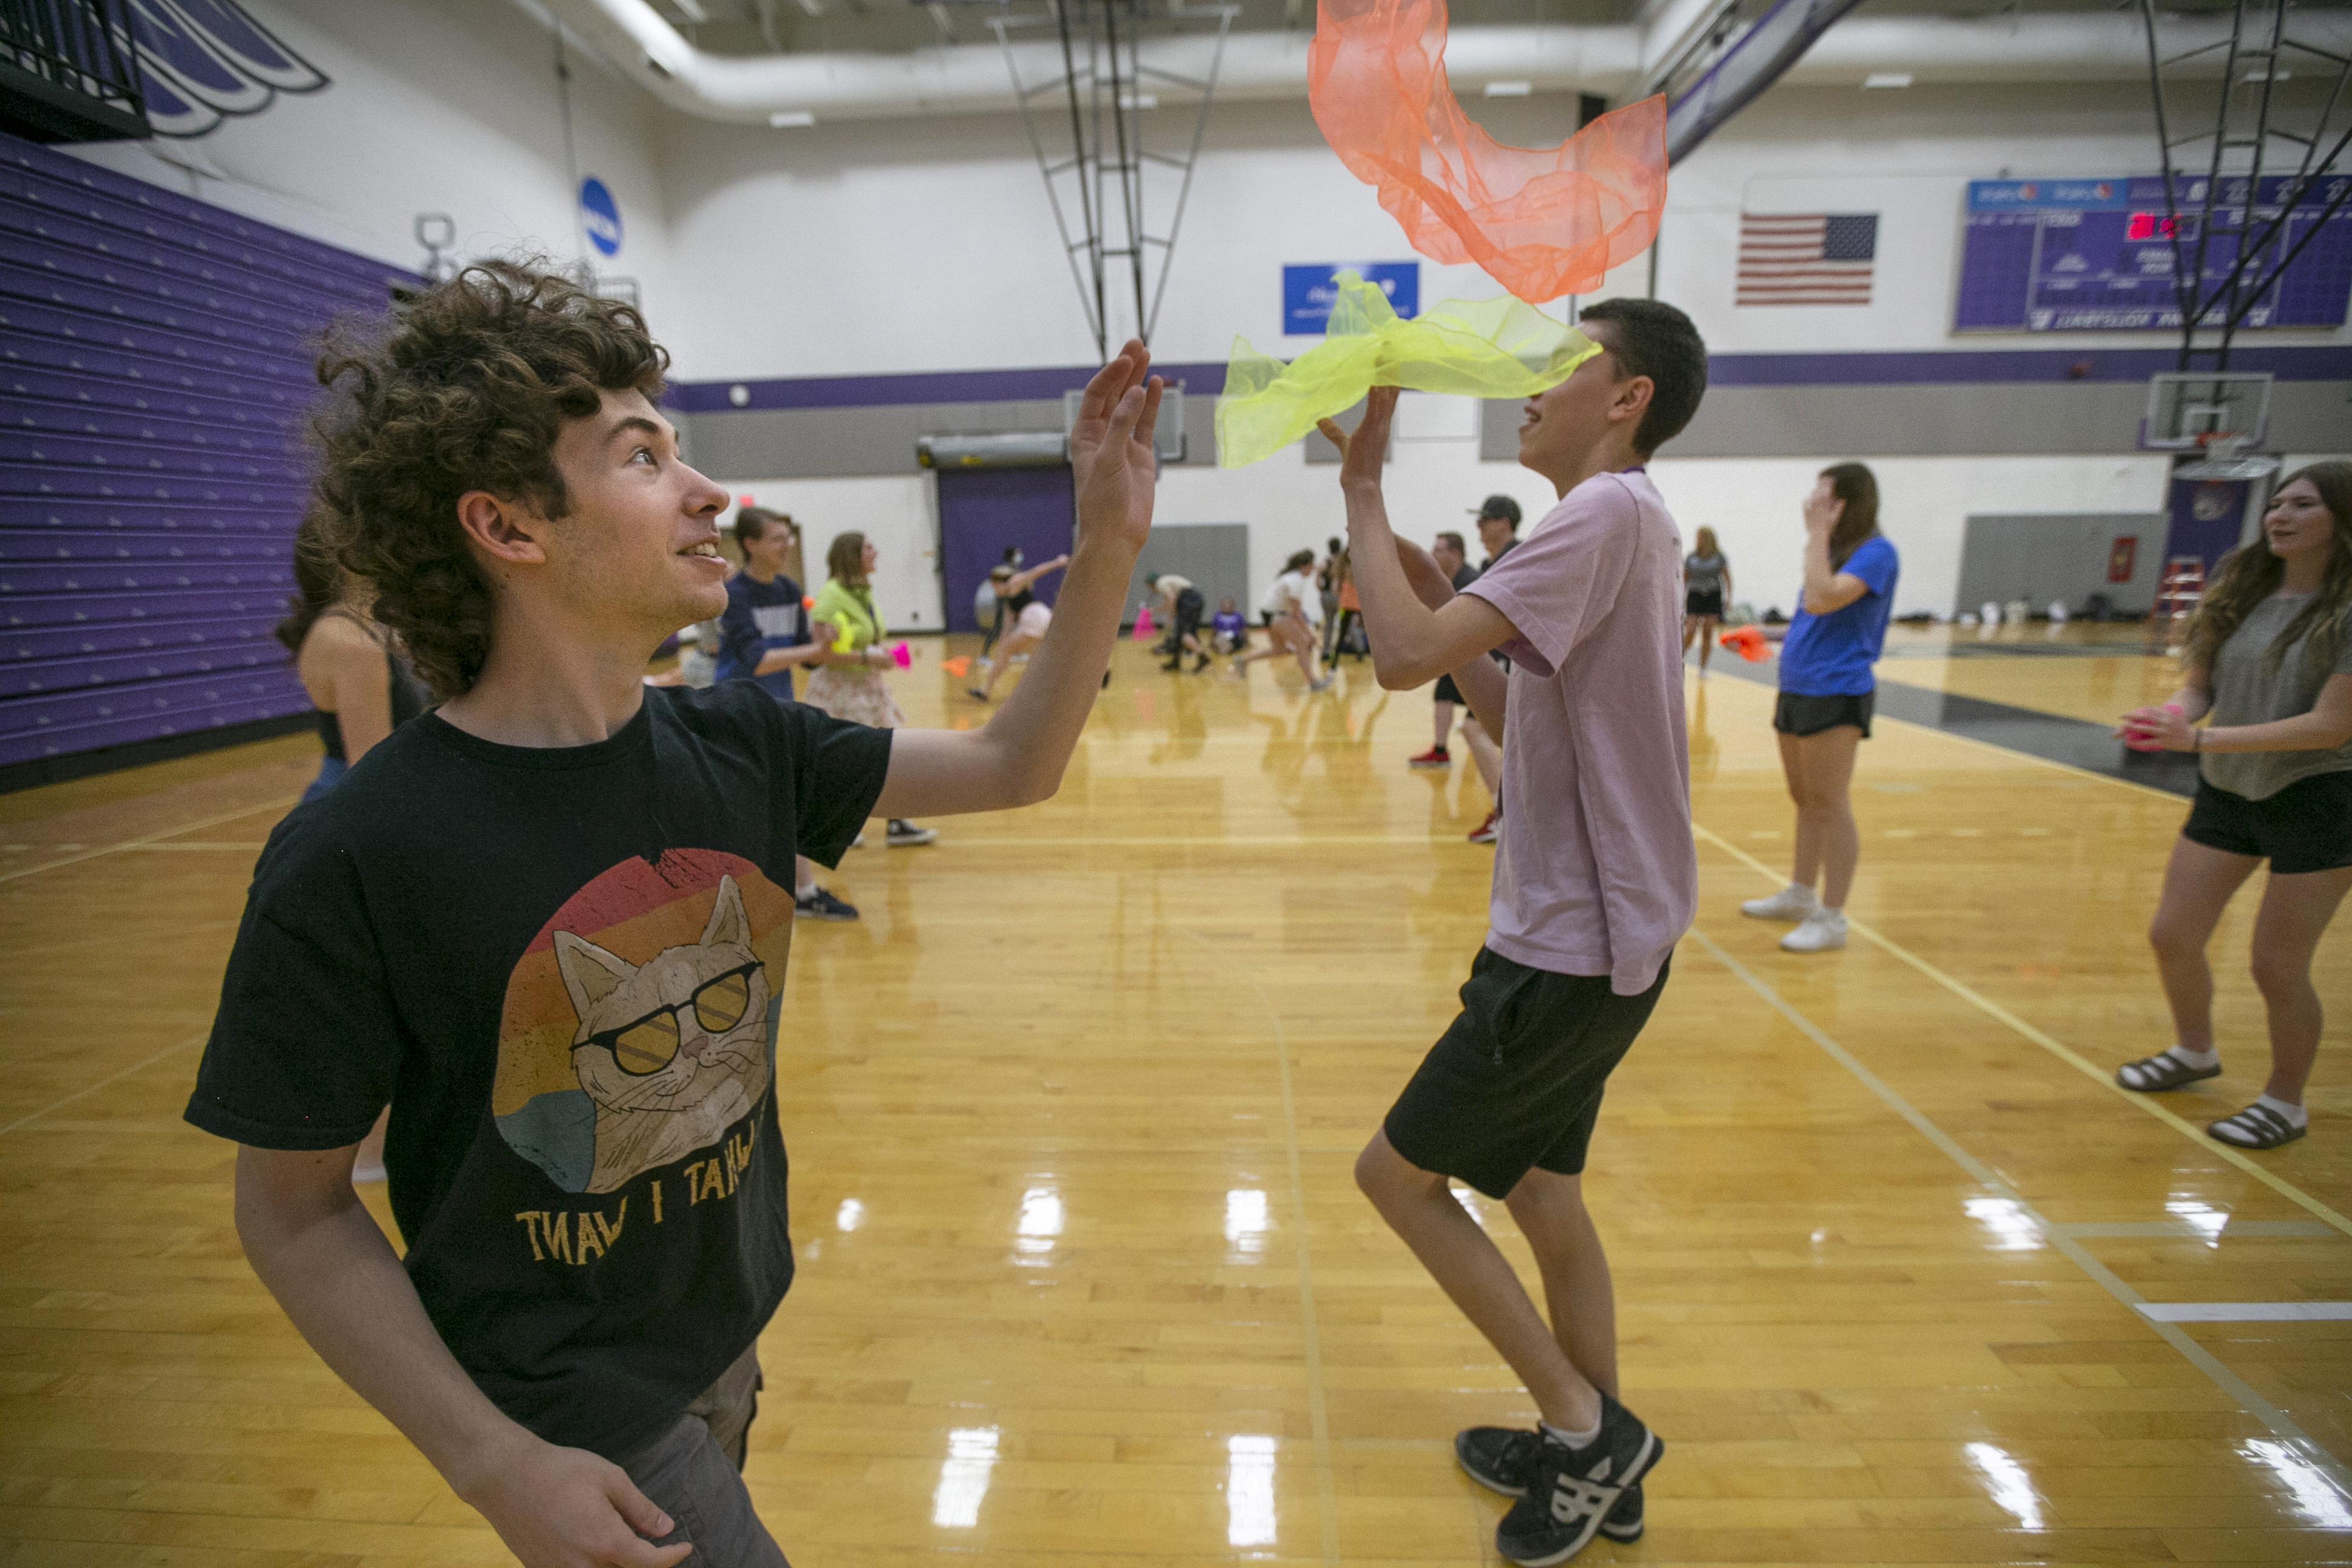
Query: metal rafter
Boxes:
[
  {"xmin": 2138, "ymin": 0, "xmax": 2351, "ymax": 371},
  {"xmin": 992, "ymin": 0, "xmax": 1236, "ymax": 358}
]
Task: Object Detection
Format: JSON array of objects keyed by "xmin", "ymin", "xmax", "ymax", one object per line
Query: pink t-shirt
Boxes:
[{"xmin": 1460, "ymin": 469, "xmax": 1695, "ymax": 994}]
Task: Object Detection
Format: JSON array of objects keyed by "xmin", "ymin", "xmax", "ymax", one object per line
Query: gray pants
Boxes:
[{"xmin": 618, "ymin": 1344, "xmax": 789, "ymax": 1567}]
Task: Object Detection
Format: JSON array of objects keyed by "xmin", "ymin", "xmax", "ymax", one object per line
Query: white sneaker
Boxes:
[
  {"xmin": 1740, "ymin": 886, "xmax": 1817, "ymax": 922},
  {"xmin": 1780, "ymin": 909, "xmax": 1848, "ymax": 953}
]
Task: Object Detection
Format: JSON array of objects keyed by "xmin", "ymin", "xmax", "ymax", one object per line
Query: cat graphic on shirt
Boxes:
[{"xmin": 554, "ymin": 875, "xmax": 774, "ymax": 1194}]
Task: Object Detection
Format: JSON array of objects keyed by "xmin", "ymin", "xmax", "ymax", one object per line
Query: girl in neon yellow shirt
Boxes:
[{"xmin": 804, "ymin": 531, "xmax": 937, "ymax": 847}]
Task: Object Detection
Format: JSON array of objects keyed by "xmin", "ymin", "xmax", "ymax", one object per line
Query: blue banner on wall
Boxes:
[
  {"xmin": 581, "ymin": 178, "xmax": 623, "ymax": 258},
  {"xmin": 1284, "ymin": 263, "xmax": 1419, "ymax": 335}
]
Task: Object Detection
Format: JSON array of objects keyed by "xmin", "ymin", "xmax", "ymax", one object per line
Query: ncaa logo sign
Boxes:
[{"xmin": 580, "ymin": 178, "xmax": 624, "ymax": 258}]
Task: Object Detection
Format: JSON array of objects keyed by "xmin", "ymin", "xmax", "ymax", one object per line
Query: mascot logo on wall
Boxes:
[{"xmin": 128, "ymin": 0, "xmax": 330, "ymax": 139}]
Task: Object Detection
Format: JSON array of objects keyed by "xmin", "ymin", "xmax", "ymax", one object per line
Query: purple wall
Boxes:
[{"xmin": 0, "ymin": 132, "xmax": 417, "ymax": 774}]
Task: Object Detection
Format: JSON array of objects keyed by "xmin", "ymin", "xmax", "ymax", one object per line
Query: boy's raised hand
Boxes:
[
  {"xmin": 1317, "ymin": 385, "xmax": 1400, "ymax": 493},
  {"xmin": 1070, "ymin": 341, "xmax": 1164, "ymax": 555}
]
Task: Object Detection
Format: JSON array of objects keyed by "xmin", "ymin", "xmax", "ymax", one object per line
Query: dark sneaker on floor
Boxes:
[
  {"xmin": 1458, "ymin": 1426, "xmax": 1645, "ymax": 1541},
  {"xmin": 1494, "ymin": 1394, "xmax": 1661, "ymax": 1566},
  {"xmin": 886, "ymin": 819, "xmax": 938, "ymax": 847},
  {"xmin": 1457, "ymin": 1426, "xmax": 1541, "ymax": 1495},
  {"xmin": 794, "ymin": 887, "xmax": 860, "ymax": 921}
]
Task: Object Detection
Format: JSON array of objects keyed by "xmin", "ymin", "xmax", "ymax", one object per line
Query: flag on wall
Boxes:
[{"xmin": 1736, "ymin": 212, "xmax": 1878, "ymax": 305}]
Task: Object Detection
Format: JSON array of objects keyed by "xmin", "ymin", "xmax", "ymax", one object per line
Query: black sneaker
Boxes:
[
  {"xmin": 794, "ymin": 887, "xmax": 860, "ymax": 921},
  {"xmin": 1494, "ymin": 1394, "xmax": 1662, "ymax": 1566},
  {"xmin": 886, "ymin": 819, "xmax": 937, "ymax": 847},
  {"xmin": 1458, "ymin": 1427, "xmax": 1645, "ymax": 1541}
]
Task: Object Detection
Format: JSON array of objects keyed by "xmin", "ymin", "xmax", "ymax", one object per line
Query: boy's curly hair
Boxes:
[{"xmin": 310, "ymin": 261, "xmax": 669, "ymax": 698}]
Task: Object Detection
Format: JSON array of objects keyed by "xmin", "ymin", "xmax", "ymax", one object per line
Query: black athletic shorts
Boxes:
[
  {"xmin": 1383, "ymin": 948, "xmax": 1670, "ymax": 1198},
  {"xmin": 1685, "ymin": 587, "xmax": 1724, "ymax": 618},
  {"xmin": 1174, "ymin": 587, "xmax": 1204, "ymax": 638},
  {"xmin": 2181, "ymin": 770, "xmax": 2352, "ymax": 875},
  {"xmin": 1434, "ymin": 673, "xmax": 1464, "ymax": 704},
  {"xmin": 1774, "ymin": 690, "xmax": 1874, "ymax": 739}
]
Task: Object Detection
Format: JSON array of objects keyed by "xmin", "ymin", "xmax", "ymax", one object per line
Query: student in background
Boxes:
[
  {"xmin": 1739, "ymin": 464, "xmax": 1900, "ymax": 955},
  {"xmin": 1236, "ymin": 549, "xmax": 1330, "ymax": 690},
  {"xmin": 2113, "ymin": 462, "xmax": 2352, "ymax": 1151},
  {"xmin": 1212, "ymin": 598, "xmax": 1249, "ymax": 655},
  {"xmin": 715, "ymin": 506, "xmax": 861, "ymax": 920},
  {"xmin": 1410, "ymin": 530, "xmax": 1483, "ymax": 771},
  {"xmin": 809, "ymin": 531, "xmax": 940, "ymax": 846},
  {"xmin": 1682, "ymin": 526, "xmax": 1733, "ymax": 678},
  {"xmin": 1148, "ymin": 571, "xmax": 1212, "ymax": 673},
  {"xmin": 281, "ymin": 511, "xmax": 430, "ymax": 1184},
  {"xmin": 973, "ymin": 553, "xmax": 1074, "ymax": 702}
]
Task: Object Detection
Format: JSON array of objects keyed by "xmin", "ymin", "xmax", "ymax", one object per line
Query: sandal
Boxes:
[
  {"xmin": 2209, "ymin": 1103, "xmax": 2307, "ymax": 1150},
  {"xmin": 2116, "ymin": 1052, "xmax": 2222, "ymax": 1093}
]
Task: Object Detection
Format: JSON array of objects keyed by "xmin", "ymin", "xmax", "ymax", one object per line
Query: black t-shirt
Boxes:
[{"xmin": 186, "ymin": 684, "xmax": 892, "ymax": 1459}]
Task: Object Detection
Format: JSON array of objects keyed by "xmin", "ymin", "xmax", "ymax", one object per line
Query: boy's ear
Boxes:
[{"xmin": 456, "ymin": 491, "xmax": 550, "ymax": 567}]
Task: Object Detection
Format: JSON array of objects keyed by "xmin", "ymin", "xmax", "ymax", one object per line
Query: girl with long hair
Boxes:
[
  {"xmin": 279, "ymin": 512, "xmax": 429, "ymax": 805},
  {"xmin": 1235, "ymin": 549, "xmax": 1333, "ymax": 690},
  {"xmin": 2113, "ymin": 462, "xmax": 2352, "ymax": 1149},
  {"xmin": 1681, "ymin": 524, "xmax": 1733, "ymax": 676},
  {"xmin": 806, "ymin": 530, "xmax": 939, "ymax": 847},
  {"xmin": 1740, "ymin": 463, "xmax": 1900, "ymax": 953},
  {"xmin": 278, "ymin": 510, "xmax": 428, "ymax": 1182},
  {"xmin": 972, "ymin": 552, "xmax": 1071, "ymax": 701}
]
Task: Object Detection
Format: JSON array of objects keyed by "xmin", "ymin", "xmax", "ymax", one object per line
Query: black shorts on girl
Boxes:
[
  {"xmin": 1774, "ymin": 690, "xmax": 1873, "ymax": 739},
  {"xmin": 1383, "ymin": 947, "xmax": 1670, "ymax": 1199},
  {"xmin": 1685, "ymin": 587, "xmax": 1723, "ymax": 618},
  {"xmin": 2181, "ymin": 770, "xmax": 2352, "ymax": 875}
]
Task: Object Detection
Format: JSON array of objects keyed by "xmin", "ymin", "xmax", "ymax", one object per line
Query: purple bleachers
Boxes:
[{"xmin": 0, "ymin": 131, "xmax": 420, "ymax": 775}]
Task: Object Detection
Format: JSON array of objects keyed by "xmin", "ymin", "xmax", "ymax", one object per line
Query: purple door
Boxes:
[{"xmin": 938, "ymin": 466, "xmax": 1078, "ymax": 633}]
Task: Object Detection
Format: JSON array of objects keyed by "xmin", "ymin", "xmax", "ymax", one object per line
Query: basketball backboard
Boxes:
[
  {"xmin": 1065, "ymin": 384, "xmax": 1187, "ymax": 464},
  {"xmin": 2141, "ymin": 372, "xmax": 2272, "ymax": 451}
]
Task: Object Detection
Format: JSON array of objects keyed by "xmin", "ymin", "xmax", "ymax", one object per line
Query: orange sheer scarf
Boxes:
[{"xmin": 1308, "ymin": 0, "xmax": 1667, "ymax": 302}]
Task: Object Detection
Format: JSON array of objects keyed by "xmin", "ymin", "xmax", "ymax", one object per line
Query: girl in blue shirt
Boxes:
[{"xmin": 1740, "ymin": 463, "xmax": 1900, "ymax": 954}]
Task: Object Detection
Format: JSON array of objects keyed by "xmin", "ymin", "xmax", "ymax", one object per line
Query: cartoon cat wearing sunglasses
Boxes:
[{"xmin": 554, "ymin": 875, "xmax": 774, "ymax": 1194}]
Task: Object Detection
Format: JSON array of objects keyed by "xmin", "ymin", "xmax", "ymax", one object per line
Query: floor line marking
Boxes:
[
  {"xmin": 2053, "ymin": 1220, "xmax": 2340, "ymax": 1240},
  {"xmin": 1180, "ymin": 926, "xmax": 1340, "ymax": 1566},
  {"xmin": 1685, "ymin": 924, "xmax": 2352, "ymax": 1501},
  {"xmin": 1691, "ymin": 822, "xmax": 2352, "ymax": 1241},
  {"xmin": 0, "ymin": 1031, "xmax": 205, "ymax": 1140},
  {"xmin": 0, "ymin": 798, "xmax": 296, "ymax": 886},
  {"xmin": 2139, "ymin": 1302, "xmax": 2352, "ymax": 1322}
]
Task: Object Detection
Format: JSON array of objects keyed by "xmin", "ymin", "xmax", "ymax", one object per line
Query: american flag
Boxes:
[{"xmin": 1736, "ymin": 212, "xmax": 1878, "ymax": 306}]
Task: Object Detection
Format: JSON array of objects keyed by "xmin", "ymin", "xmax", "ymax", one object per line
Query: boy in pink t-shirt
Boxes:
[{"xmin": 1318, "ymin": 299, "xmax": 1708, "ymax": 1567}]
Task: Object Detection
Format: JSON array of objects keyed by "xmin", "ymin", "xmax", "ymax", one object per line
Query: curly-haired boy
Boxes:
[{"xmin": 185, "ymin": 262, "xmax": 1165, "ymax": 1567}]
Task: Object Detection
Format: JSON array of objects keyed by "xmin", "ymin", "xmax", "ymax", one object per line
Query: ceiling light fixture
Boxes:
[
  {"xmin": 1863, "ymin": 71, "xmax": 1913, "ymax": 88},
  {"xmin": 769, "ymin": 109, "xmax": 816, "ymax": 126},
  {"xmin": 1483, "ymin": 79, "xmax": 1532, "ymax": 97}
]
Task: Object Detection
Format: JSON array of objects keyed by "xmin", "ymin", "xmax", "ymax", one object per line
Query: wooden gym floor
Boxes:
[{"xmin": 2, "ymin": 627, "xmax": 2347, "ymax": 1566}]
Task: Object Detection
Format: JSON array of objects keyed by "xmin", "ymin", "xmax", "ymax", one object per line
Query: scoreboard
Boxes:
[{"xmin": 1955, "ymin": 175, "xmax": 2352, "ymax": 333}]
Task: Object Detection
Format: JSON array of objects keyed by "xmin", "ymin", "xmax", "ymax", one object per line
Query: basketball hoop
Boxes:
[{"xmin": 2175, "ymin": 430, "xmax": 2279, "ymax": 483}]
